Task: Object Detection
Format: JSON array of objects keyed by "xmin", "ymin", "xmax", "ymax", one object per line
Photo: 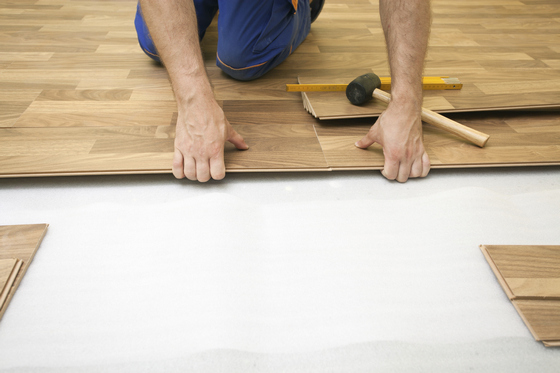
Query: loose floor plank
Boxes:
[
  {"xmin": 482, "ymin": 245, "xmax": 560, "ymax": 300},
  {"xmin": 480, "ymin": 245, "xmax": 560, "ymax": 347},
  {"xmin": 0, "ymin": 224, "xmax": 48, "ymax": 322}
]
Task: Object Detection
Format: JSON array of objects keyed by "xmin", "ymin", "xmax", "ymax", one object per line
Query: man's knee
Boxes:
[{"xmin": 216, "ymin": 48, "xmax": 289, "ymax": 81}]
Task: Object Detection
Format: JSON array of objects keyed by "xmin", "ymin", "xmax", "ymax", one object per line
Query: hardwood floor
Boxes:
[
  {"xmin": 0, "ymin": 224, "xmax": 48, "ymax": 322},
  {"xmin": 0, "ymin": 0, "xmax": 559, "ymax": 177}
]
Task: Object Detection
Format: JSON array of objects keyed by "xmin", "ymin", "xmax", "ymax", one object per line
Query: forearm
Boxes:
[
  {"xmin": 138, "ymin": 0, "xmax": 212, "ymax": 105},
  {"xmin": 379, "ymin": 0, "xmax": 431, "ymax": 109}
]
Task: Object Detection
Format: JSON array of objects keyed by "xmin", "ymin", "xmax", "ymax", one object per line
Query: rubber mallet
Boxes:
[{"xmin": 346, "ymin": 73, "xmax": 490, "ymax": 148}]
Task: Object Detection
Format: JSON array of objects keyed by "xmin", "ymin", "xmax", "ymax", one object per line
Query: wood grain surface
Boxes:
[
  {"xmin": 513, "ymin": 300, "xmax": 560, "ymax": 342},
  {"xmin": 483, "ymin": 245, "xmax": 560, "ymax": 300},
  {"xmin": 1, "ymin": 0, "xmax": 560, "ymax": 177},
  {"xmin": 0, "ymin": 259, "xmax": 21, "ymax": 312},
  {"xmin": 0, "ymin": 224, "xmax": 48, "ymax": 322},
  {"xmin": 480, "ymin": 244, "xmax": 560, "ymax": 346}
]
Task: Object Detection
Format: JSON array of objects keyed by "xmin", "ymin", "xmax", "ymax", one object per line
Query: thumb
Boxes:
[
  {"xmin": 227, "ymin": 127, "xmax": 249, "ymax": 150},
  {"xmin": 355, "ymin": 123, "xmax": 380, "ymax": 149}
]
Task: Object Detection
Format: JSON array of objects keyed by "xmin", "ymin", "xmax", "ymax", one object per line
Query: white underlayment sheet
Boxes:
[{"xmin": 0, "ymin": 169, "xmax": 559, "ymax": 371}]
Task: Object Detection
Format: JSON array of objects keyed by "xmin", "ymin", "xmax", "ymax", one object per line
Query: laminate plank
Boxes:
[
  {"xmin": 0, "ymin": 89, "xmax": 42, "ymax": 101},
  {"xmin": 0, "ymin": 259, "xmax": 21, "ymax": 313},
  {"xmin": 14, "ymin": 101, "xmax": 177, "ymax": 127},
  {"xmin": 0, "ymin": 101, "xmax": 32, "ymax": 127},
  {"xmin": 513, "ymin": 300, "xmax": 560, "ymax": 341},
  {"xmin": 0, "ymin": 52, "xmax": 53, "ymax": 61},
  {"xmin": 481, "ymin": 245, "xmax": 560, "ymax": 346},
  {"xmin": 35, "ymin": 89, "xmax": 133, "ymax": 101},
  {"xmin": 0, "ymin": 224, "xmax": 48, "ymax": 322},
  {"xmin": 0, "ymin": 124, "xmax": 328, "ymax": 176},
  {"xmin": 225, "ymin": 126, "xmax": 329, "ymax": 170},
  {"xmin": 222, "ymin": 100, "xmax": 316, "ymax": 126},
  {"xmin": 483, "ymin": 245, "xmax": 560, "ymax": 299},
  {"xmin": 315, "ymin": 111, "xmax": 560, "ymax": 169},
  {"xmin": 0, "ymin": 259, "xmax": 17, "ymax": 296}
]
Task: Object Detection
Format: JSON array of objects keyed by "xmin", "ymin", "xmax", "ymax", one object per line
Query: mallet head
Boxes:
[{"xmin": 346, "ymin": 73, "xmax": 382, "ymax": 105}]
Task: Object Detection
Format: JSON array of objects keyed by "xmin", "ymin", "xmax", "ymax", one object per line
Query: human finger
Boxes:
[
  {"xmin": 228, "ymin": 127, "xmax": 249, "ymax": 150},
  {"xmin": 195, "ymin": 158, "xmax": 211, "ymax": 182},
  {"xmin": 421, "ymin": 152, "xmax": 431, "ymax": 177},
  {"xmin": 172, "ymin": 149, "xmax": 185, "ymax": 179},
  {"xmin": 396, "ymin": 161, "xmax": 412, "ymax": 183},
  {"xmin": 355, "ymin": 124, "xmax": 379, "ymax": 149},
  {"xmin": 409, "ymin": 156, "xmax": 424, "ymax": 178},
  {"xmin": 381, "ymin": 157, "xmax": 399, "ymax": 181},
  {"xmin": 183, "ymin": 156, "xmax": 197, "ymax": 181},
  {"xmin": 209, "ymin": 149, "xmax": 226, "ymax": 181}
]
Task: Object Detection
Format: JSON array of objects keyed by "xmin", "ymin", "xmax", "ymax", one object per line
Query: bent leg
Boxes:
[
  {"xmin": 216, "ymin": 0, "xmax": 311, "ymax": 81},
  {"xmin": 134, "ymin": 0, "xmax": 219, "ymax": 63}
]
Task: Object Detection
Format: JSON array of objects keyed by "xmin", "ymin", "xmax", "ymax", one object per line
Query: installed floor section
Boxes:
[{"xmin": 1, "ymin": 0, "xmax": 560, "ymax": 177}]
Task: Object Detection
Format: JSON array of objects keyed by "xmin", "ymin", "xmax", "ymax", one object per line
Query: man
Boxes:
[{"xmin": 135, "ymin": 0, "xmax": 431, "ymax": 183}]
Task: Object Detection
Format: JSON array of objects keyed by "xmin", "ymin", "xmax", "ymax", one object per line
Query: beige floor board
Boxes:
[
  {"xmin": 75, "ymin": 78, "xmax": 170, "ymax": 90},
  {"xmin": 224, "ymin": 124, "xmax": 329, "ymax": 170},
  {"xmin": 314, "ymin": 112, "xmax": 560, "ymax": 169},
  {"xmin": 0, "ymin": 153, "xmax": 173, "ymax": 176},
  {"xmin": 0, "ymin": 68, "xmax": 129, "ymax": 80},
  {"xmin": 0, "ymin": 43, "xmax": 98, "ymax": 53},
  {"xmin": 222, "ymin": 100, "xmax": 316, "ymax": 126},
  {"xmin": 484, "ymin": 245, "xmax": 560, "ymax": 298},
  {"xmin": 0, "ymin": 126, "xmax": 165, "ymax": 140},
  {"xmin": 513, "ymin": 300, "xmax": 560, "ymax": 341},
  {"xmin": 0, "ymin": 89, "xmax": 41, "ymax": 101},
  {"xmin": 0, "ymin": 101, "xmax": 32, "ymax": 127},
  {"xmin": 36, "ymin": 89, "xmax": 133, "ymax": 101},
  {"xmin": 129, "ymin": 88, "xmax": 175, "ymax": 101},
  {"xmin": 0, "ymin": 259, "xmax": 21, "ymax": 314},
  {"xmin": 89, "ymin": 138, "xmax": 172, "ymax": 154},
  {"xmin": 0, "ymin": 259, "xmax": 17, "ymax": 295},
  {"xmin": 0, "ymin": 139, "xmax": 95, "ymax": 156},
  {"xmin": 9, "ymin": 53, "xmax": 150, "ymax": 70},
  {"xmin": 0, "ymin": 123, "xmax": 328, "ymax": 176},
  {"xmin": 13, "ymin": 112, "xmax": 174, "ymax": 128},
  {"xmin": 20, "ymin": 100, "xmax": 177, "ymax": 114},
  {"xmin": 0, "ymin": 224, "xmax": 48, "ymax": 322},
  {"xmin": 0, "ymin": 80, "xmax": 78, "ymax": 90},
  {"xmin": 0, "ymin": 51, "xmax": 53, "ymax": 61},
  {"xmin": 481, "ymin": 245, "xmax": 560, "ymax": 346}
]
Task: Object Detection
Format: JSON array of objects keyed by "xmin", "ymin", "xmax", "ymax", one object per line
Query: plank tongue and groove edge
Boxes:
[
  {"xmin": 0, "ymin": 259, "xmax": 23, "ymax": 311},
  {"xmin": 480, "ymin": 245, "xmax": 560, "ymax": 347},
  {"xmin": 481, "ymin": 245, "xmax": 560, "ymax": 300},
  {"xmin": 0, "ymin": 224, "xmax": 49, "ymax": 322}
]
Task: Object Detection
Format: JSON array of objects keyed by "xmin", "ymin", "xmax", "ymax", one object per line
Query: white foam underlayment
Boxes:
[{"xmin": 0, "ymin": 168, "xmax": 559, "ymax": 371}]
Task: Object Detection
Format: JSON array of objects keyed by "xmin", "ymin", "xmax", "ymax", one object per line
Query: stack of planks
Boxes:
[
  {"xmin": 480, "ymin": 245, "xmax": 560, "ymax": 347},
  {"xmin": 0, "ymin": 224, "xmax": 48, "ymax": 322}
]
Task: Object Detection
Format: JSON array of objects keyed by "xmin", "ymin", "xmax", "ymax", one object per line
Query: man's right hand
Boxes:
[{"xmin": 172, "ymin": 92, "xmax": 248, "ymax": 182}]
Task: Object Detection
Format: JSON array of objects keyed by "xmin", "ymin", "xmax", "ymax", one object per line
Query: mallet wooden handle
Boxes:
[{"xmin": 372, "ymin": 89, "xmax": 489, "ymax": 148}]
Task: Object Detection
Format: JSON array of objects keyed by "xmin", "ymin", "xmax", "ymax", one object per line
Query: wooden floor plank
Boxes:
[
  {"xmin": 0, "ymin": 224, "xmax": 48, "ymax": 322},
  {"xmin": 481, "ymin": 244, "xmax": 560, "ymax": 347},
  {"xmin": 513, "ymin": 300, "xmax": 560, "ymax": 341},
  {"xmin": 483, "ymin": 245, "xmax": 560, "ymax": 300}
]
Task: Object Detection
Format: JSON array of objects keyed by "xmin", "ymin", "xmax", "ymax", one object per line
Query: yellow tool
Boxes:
[{"xmin": 286, "ymin": 76, "xmax": 462, "ymax": 92}]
